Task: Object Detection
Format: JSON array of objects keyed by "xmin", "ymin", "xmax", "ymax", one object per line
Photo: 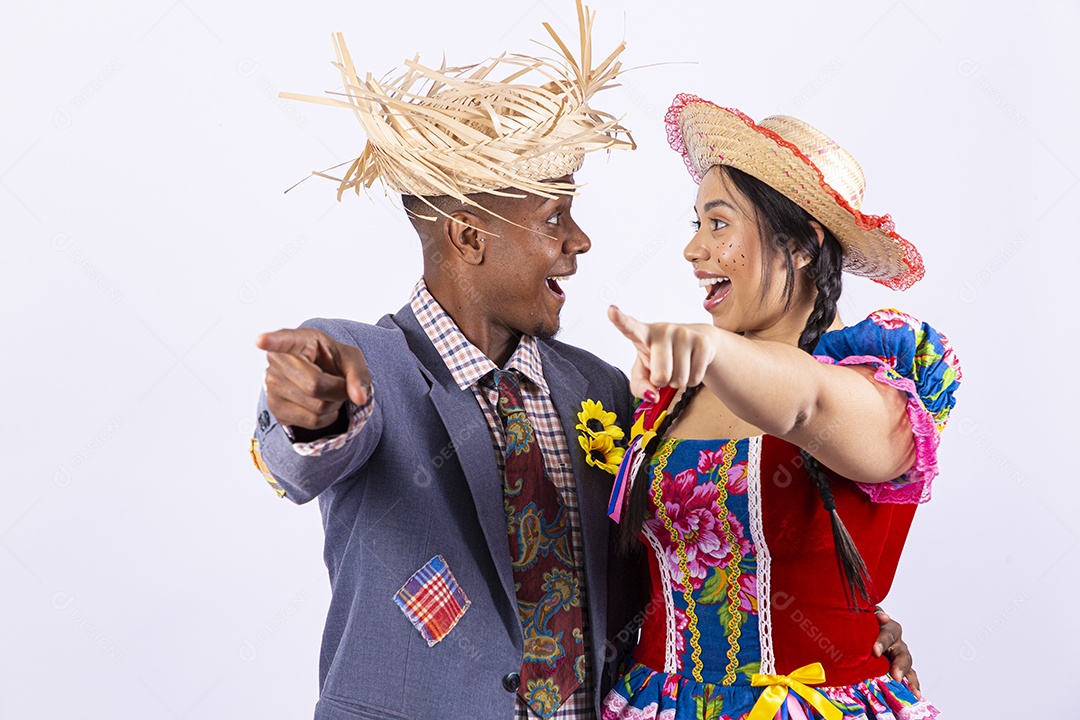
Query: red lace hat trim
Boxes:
[{"xmin": 664, "ymin": 93, "xmax": 924, "ymax": 291}]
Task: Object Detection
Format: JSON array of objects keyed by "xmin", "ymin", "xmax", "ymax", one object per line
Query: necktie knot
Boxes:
[
  {"xmin": 493, "ymin": 369, "xmax": 527, "ymax": 420},
  {"xmin": 493, "ymin": 367, "xmax": 519, "ymax": 386}
]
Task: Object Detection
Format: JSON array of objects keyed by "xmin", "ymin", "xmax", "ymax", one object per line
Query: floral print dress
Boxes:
[{"xmin": 602, "ymin": 310, "xmax": 961, "ymax": 720}]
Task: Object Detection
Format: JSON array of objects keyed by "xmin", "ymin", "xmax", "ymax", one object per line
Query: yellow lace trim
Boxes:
[
  {"xmin": 651, "ymin": 438, "xmax": 709, "ymax": 681},
  {"xmin": 714, "ymin": 439, "xmax": 744, "ymax": 685}
]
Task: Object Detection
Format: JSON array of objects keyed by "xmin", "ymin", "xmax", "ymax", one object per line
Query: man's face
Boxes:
[{"xmin": 476, "ymin": 177, "xmax": 591, "ymax": 339}]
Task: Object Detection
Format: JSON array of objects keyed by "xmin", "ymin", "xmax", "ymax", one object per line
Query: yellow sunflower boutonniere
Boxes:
[{"xmin": 576, "ymin": 399, "xmax": 626, "ymax": 475}]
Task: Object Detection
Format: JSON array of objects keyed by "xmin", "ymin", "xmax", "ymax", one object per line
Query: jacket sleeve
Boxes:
[{"xmin": 249, "ymin": 318, "xmax": 384, "ymax": 505}]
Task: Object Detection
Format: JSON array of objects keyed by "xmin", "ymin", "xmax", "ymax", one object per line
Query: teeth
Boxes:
[
  {"xmin": 548, "ymin": 275, "xmax": 571, "ymax": 282},
  {"xmin": 698, "ymin": 276, "xmax": 729, "ymax": 288}
]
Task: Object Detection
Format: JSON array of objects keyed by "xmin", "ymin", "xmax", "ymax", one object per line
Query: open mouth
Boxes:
[
  {"xmin": 546, "ymin": 275, "xmax": 570, "ymax": 299},
  {"xmin": 699, "ymin": 275, "xmax": 731, "ymax": 309}
]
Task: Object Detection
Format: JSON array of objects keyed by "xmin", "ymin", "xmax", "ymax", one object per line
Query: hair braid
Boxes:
[
  {"xmin": 618, "ymin": 385, "xmax": 702, "ymax": 553},
  {"xmin": 798, "ymin": 233, "xmax": 844, "ymax": 354},
  {"xmin": 800, "ymin": 448, "xmax": 875, "ymax": 606},
  {"xmin": 798, "ymin": 233, "xmax": 875, "ymax": 606}
]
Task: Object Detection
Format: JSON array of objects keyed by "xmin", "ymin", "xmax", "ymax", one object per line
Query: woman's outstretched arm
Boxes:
[{"xmin": 608, "ymin": 306, "xmax": 914, "ymax": 483}]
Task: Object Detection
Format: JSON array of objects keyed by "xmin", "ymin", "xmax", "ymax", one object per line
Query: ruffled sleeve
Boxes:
[{"xmin": 813, "ymin": 308, "xmax": 962, "ymax": 504}]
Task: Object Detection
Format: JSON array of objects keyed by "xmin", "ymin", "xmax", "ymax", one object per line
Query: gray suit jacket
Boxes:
[{"xmin": 255, "ymin": 305, "xmax": 644, "ymax": 719}]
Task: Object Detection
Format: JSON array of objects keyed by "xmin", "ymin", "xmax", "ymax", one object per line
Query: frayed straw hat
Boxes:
[
  {"xmin": 282, "ymin": 1, "xmax": 633, "ymax": 207},
  {"xmin": 665, "ymin": 93, "xmax": 923, "ymax": 290}
]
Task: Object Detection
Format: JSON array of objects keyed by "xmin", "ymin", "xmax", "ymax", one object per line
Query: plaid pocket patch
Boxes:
[{"xmin": 393, "ymin": 555, "xmax": 471, "ymax": 646}]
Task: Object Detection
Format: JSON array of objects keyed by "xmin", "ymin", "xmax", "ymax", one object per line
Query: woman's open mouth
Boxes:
[{"xmin": 700, "ymin": 275, "xmax": 731, "ymax": 310}]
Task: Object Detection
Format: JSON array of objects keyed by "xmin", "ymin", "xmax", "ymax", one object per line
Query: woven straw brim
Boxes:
[
  {"xmin": 668, "ymin": 95, "xmax": 924, "ymax": 290},
  {"xmin": 371, "ymin": 142, "xmax": 585, "ymax": 198}
]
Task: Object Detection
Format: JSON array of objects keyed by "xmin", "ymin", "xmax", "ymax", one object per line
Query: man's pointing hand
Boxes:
[{"xmin": 257, "ymin": 328, "xmax": 371, "ymax": 430}]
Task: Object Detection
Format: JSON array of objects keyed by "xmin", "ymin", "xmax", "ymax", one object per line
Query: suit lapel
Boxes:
[{"xmin": 390, "ymin": 307, "xmax": 518, "ymax": 611}]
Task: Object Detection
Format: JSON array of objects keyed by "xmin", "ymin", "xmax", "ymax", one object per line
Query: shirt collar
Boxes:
[{"xmin": 410, "ymin": 278, "xmax": 550, "ymax": 395}]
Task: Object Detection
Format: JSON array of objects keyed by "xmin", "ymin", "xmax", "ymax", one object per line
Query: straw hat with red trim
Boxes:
[{"xmin": 665, "ymin": 93, "xmax": 924, "ymax": 290}]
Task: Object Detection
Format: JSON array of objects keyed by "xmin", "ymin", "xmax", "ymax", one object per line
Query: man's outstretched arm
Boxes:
[{"xmin": 252, "ymin": 322, "xmax": 379, "ymax": 504}]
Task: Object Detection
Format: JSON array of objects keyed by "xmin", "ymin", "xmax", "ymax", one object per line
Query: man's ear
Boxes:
[
  {"xmin": 443, "ymin": 210, "xmax": 488, "ymax": 265},
  {"xmin": 792, "ymin": 221, "xmax": 826, "ymax": 270}
]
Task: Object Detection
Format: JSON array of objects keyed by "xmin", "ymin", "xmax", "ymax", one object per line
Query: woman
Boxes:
[{"xmin": 599, "ymin": 95, "xmax": 960, "ymax": 719}]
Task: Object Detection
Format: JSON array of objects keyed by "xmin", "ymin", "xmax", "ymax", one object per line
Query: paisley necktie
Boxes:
[{"xmin": 493, "ymin": 369, "xmax": 584, "ymax": 718}]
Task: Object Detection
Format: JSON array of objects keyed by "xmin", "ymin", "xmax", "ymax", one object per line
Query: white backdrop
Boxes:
[{"xmin": 4, "ymin": 1, "xmax": 1076, "ymax": 717}]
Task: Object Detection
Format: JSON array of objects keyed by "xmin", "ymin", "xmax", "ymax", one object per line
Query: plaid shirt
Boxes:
[
  {"xmin": 410, "ymin": 279, "xmax": 595, "ymax": 720},
  {"xmin": 294, "ymin": 279, "xmax": 596, "ymax": 719}
]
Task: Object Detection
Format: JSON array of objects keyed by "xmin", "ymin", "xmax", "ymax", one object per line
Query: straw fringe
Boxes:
[{"xmin": 281, "ymin": 1, "xmax": 634, "ymax": 204}]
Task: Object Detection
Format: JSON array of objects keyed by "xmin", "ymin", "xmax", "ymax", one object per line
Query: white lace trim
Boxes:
[
  {"xmin": 641, "ymin": 523, "xmax": 679, "ymax": 673},
  {"xmin": 746, "ymin": 435, "xmax": 775, "ymax": 674}
]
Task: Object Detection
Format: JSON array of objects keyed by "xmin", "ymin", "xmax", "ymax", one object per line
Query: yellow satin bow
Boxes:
[{"xmin": 748, "ymin": 663, "xmax": 841, "ymax": 720}]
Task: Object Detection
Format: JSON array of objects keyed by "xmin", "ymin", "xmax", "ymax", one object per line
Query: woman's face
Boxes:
[{"xmin": 684, "ymin": 166, "xmax": 811, "ymax": 339}]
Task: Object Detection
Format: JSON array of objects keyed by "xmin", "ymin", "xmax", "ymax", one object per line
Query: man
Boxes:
[{"xmin": 251, "ymin": 6, "xmax": 917, "ymax": 719}]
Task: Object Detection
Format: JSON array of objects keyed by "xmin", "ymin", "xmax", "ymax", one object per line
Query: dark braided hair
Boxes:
[
  {"xmin": 620, "ymin": 166, "xmax": 875, "ymax": 606},
  {"xmin": 787, "ymin": 216, "xmax": 874, "ymax": 606}
]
